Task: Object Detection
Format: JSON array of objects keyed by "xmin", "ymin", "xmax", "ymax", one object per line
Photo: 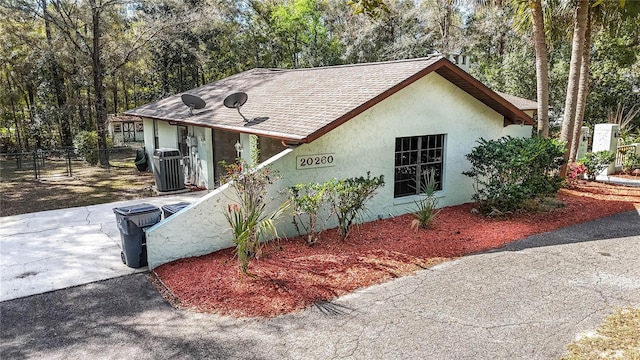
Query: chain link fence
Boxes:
[{"xmin": 0, "ymin": 147, "xmax": 144, "ymax": 180}]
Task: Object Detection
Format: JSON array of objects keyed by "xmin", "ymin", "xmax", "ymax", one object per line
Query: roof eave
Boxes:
[{"xmin": 125, "ymin": 112, "xmax": 307, "ymax": 143}]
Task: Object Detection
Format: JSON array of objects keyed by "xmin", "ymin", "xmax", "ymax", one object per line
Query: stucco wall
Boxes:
[
  {"xmin": 157, "ymin": 122, "xmax": 178, "ymax": 149},
  {"xmin": 593, "ymin": 124, "xmax": 619, "ymax": 175},
  {"xmin": 145, "ymin": 150, "xmax": 293, "ymax": 269},
  {"xmin": 145, "ymin": 72, "xmax": 532, "ymax": 269}
]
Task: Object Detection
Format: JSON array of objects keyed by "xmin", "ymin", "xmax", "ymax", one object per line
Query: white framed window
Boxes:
[{"xmin": 394, "ymin": 134, "xmax": 444, "ymax": 198}]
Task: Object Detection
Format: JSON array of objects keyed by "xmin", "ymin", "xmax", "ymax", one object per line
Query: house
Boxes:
[
  {"xmin": 125, "ymin": 55, "xmax": 536, "ymax": 269},
  {"xmin": 107, "ymin": 114, "xmax": 145, "ymax": 144}
]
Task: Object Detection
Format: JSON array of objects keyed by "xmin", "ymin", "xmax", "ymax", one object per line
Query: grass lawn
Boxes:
[
  {"xmin": 0, "ymin": 148, "xmax": 156, "ymax": 217},
  {"xmin": 562, "ymin": 307, "xmax": 640, "ymax": 360}
]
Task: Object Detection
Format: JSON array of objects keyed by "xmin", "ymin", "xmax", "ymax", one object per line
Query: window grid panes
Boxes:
[{"xmin": 394, "ymin": 134, "xmax": 444, "ymax": 198}]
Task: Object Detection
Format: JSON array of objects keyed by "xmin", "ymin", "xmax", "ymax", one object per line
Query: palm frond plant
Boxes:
[{"xmin": 410, "ymin": 168, "xmax": 440, "ymax": 231}]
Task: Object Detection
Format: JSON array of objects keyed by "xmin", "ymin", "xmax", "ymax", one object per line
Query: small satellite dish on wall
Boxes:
[
  {"xmin": 223, "ymin": 92, "xmax": 249, "ymax": 122},
  {"xmin": 181, "ymin": 94, "xmax": 206, "ymax": 116}
]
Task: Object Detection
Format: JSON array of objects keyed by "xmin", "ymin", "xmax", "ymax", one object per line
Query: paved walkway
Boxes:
[
  {"xmin": 1, "ymin": 210, "xmax": 639, "ymax": 359},
  {"xmin": 596, "ymin": 175, "xmax": 640, "ymax": 187},
  {"xmin": 0, "ymin": 191, "xmax": 207, "ymax": 302}
]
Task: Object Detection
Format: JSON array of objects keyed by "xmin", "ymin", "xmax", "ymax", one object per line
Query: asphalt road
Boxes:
[{"xmin": 2, "ymin": 210, "xmax": 639, "ymax": 359}]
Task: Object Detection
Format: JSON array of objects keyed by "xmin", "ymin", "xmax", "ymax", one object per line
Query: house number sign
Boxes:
[{"xmin": 296, "ymin": 153, "xmax": 335, "ymax": 170}]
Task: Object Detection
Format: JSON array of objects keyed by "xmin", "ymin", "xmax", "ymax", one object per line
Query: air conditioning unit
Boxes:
[{"xmin": 152, "ymin": 148, "xmax": 185, "ymax": 192}]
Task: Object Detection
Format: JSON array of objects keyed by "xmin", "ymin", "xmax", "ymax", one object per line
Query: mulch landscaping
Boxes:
[{"xmin": 153, "ymin": 181, "xmax": 640, "ymax": 318}]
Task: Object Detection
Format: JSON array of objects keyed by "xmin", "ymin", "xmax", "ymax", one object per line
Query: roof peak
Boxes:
[{"xmin": 259, "ymin": 54, "xmax": 445, "ymax": 73}]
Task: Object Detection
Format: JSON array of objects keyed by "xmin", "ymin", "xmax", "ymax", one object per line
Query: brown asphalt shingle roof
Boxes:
[
  {"xmin": 496, "ymin": 92, "xmax": 538, "ymax": 111},
  {"xmin": 125, "ymin": 55, "xmax": 534, "ymax": 143}
]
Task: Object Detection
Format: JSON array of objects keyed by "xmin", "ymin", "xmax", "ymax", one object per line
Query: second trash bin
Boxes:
[
  {"xmin": 113, "ymin": 203, "xmax": 162, "ymax": 268},
  {"xmin": 162, "ymin": 202, "xmax": 191, "ymax": 219}
]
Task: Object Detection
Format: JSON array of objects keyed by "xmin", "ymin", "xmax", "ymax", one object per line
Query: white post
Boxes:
[
  {"xmin": 576, "ymin": 126, "xmax": 589, "ymax": 161},
  {"xmin": 592, "ymin": 124, "xmax": 619, "ymax": 176}
]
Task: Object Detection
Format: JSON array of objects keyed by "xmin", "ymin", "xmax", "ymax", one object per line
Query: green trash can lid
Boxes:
[{"xmin": 113, "ymin": 203, "xmax": 160, "ymax": 215}]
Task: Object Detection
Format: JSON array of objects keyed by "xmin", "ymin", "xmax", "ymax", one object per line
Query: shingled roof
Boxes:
[
  {"xmin": 496, "ymin": 92, "xmax": 538, "ymax": 111},
  {"xmin": 125, "ymin": 55, "xmax": 534, "ymax": 143}
]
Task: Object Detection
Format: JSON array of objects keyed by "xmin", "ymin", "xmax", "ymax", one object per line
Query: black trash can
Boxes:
[
  {"xmin": 162, "ymin": 202, "xmax": 191, "ymax": 219},
  {"xmin": 113, "ymin": 203, "xmax": 162, "ymax": 268}
]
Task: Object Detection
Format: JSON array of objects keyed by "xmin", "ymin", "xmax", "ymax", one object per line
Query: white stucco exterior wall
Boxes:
[
  {"xmin": 592, "ymin": 124, "xmax": 619, "ymax": 176},
  {"xmin": 142, "ymin": 118, "xmax": 156, "ymax": 159},
  {"xmin": 157, "ymin": 122, "xmax": 178, "ymax": 149},
  {"xmin": 145, "ymin": 150, "xmax": 294, "ymax": 269},
  {"xmin": 145, "ymin": 72, "xmax": 532, "ymax": 269},
  {"xmin": 502, "ymin": 124, "xmax": 533, "ymax": 139}
]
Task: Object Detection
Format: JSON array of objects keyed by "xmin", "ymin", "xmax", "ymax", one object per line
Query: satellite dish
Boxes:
[
  {"xmin": 223, "ymin": 92, "xmax": 249, "ymax": 122},
  {"xmin": 223, "ymin": 92, "xmax": 248, "ymax": 109},
  {"xmin": 181, "ymin": 94, "xmax": 206, "ymax": 116}
]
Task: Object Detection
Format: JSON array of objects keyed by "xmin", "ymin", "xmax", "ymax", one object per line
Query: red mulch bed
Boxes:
[{"xmin": 154, "ymin": 182, "xmax": 640, "ymax": 318}]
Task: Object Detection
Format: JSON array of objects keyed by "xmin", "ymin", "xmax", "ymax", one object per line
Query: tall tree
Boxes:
[
  {"xmin": 10, "ymin": 0, "xmax": 178, "ymax": 165},
  {"xmin": 568, "ymin": 14, "xmax": 590, "ymax": 162},
  {"xmin": 559, "ymin": 0, "xmax": 588, "ymax": 175},
  {"xmin": 41, "ymin": 0, "xmax": 72, "ymax": 146},
  {"xmin": 529, "ymin": 0, "xmax": 550, "ymax": 137}
]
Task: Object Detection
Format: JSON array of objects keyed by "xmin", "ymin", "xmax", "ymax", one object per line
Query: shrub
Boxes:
[
  {"xmin": 73, "ymin": 131, "xmax": 112, "ymax": 166},
  {"xmin": 566, "ymin": 162, "xmax": 587, "ymax": 188},
  {"xmin": 463, "ymin": 136, "xmax": 565, "ymax": 215},
  {"xmin": 289, "ymin": 180, "xmax": 336, "ymax": 245},
  {"xmin": 622, "ymin": 153, "xmax": 640, "ymax": 174},
  {"xmin": 410, "ymin": 168, "xmax": 440, "ymax": 230},
  {"xmin": 221, "ymin": 160, "xmax": 288, "ymax": 275},
  {"xmin": 579, "ymin": 151, "xmax": 616, "ymax": 180},
  {"xmin": 73, "ymin": 131, "xmax": 99, "ymax": 165},
  {"xmin": 332, "ymin": 172, "xmax": 384, "ymax": 240}
]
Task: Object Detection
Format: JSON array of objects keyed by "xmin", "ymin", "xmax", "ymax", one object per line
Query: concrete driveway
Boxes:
[
  {"xmin": 0, "ymin": 191, "xmax": 207, "ymax": 302},
  {"xmin": 1, "ymin": 210, "xmax": 639, "ymax": 359}
]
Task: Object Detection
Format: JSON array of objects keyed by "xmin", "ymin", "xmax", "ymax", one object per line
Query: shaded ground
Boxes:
[
  {"xmin": 0, "ymin": 149, "xmax": 155, "ymax": 217},
  {"xmin": 155, "ymin": 182, "xmax": 640, "ymax": 317}
]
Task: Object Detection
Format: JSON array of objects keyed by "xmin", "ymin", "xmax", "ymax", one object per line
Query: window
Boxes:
[
  {"xmin": 113, "ymin": 124, "xmax": 122, "ymax": 133},
  {"xmin": 394, "ymin": 134, "xmax": 444, "ymax": 198}
]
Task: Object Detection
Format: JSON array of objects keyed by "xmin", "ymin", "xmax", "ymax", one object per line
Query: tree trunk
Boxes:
[
  {"xmin": 42, "ymin": 0, "xmax": 72, "ymax": 147},
  {"xmin": 91, "ymin": 0, "xmax": 109, "ymax": 166},
  {"xmin": 559, "ymin": 0, "xmax": 589, "ymax": 177},
  {"xmin": 87, "ymin": 85, "xmax": 93, "ymax": 126},
  {"xmin": 122, "ymin": 76, "xmax": 129, "ymax": 110},
  {"xmin": 569, "ymin": 16, "xmax": 592, "ymax": 163},
  {"xmin": 112, "ymin": 69, "xmax": 118, "ymax": 114},
  {"xmin": 531, "ymin": 0, "xmax": 550, "ymax": 138},
  {"xmin": 7, "ymin": 79, "xmax": 24, "ymax": 151}
]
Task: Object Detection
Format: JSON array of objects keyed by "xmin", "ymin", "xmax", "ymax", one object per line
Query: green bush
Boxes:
[
  {"xmin": 578, "ymin": 151, "xmax": 616, "ymax": 180},
  {"xmin": 332, "ymin": 172, "xmax": 385, "ymax": 240},
  {"xmin": 289, "ymin": 180, "xmax": 336, "ymax": 245},
  {"xmin": 73, "ymin": 131, "xmax": 112, "ymax": 165},
  {"xmin": 463, "ymin": 136, "xmax": 565, "ymax": 215},
  {"xmin": 622, "ymin": 153, "xmax": 640, "ymax": 174},
  {"xmin": 290, "ymin": 172, "xmax": 384, "ymax": 243},
  {"xmin": 74, "ymin": 131, "xmax": 99, "ymax": 165}
]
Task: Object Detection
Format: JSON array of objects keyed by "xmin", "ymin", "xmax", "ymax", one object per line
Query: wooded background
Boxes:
[{"xmin": 1, "ymin": 0, "xmax": 638, "ymax": 160}]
